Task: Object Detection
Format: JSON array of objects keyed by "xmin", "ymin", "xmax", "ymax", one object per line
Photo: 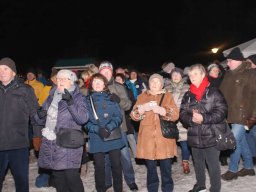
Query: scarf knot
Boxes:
[{"xmin": 190, "ymin": 77, "xmax": 209, "ymax": 101}]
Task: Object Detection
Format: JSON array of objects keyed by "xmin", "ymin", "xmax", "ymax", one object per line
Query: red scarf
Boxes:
[
  {"xmin": 85, "ymin": 79, "xmax": 90, "ymax": 88},
  {"xmin": 190, "ymin": 76, "xmax": 209, "ymax": 101}
]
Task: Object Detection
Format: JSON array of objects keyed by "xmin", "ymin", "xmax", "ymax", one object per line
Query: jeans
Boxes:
[
  {"xmin": 246, "ymin": 125, "xmax": 256, "ymax": 157},
  {"xmin": 145, "ymin": 159, "xmax": 173, "ymax": 192},
  {"xmin": 0, "ymin": 148, "xmax": 29, "ymax": 192},
  {"xmin": 229, "ymin": 124, "xmax": 253, "ymax": 172},
  {"xmin": 179, "ymin": 141, "xmax": 191, "ymax": 161},
  {"xmin": 105, "ymin": 132, "xmax": 136, "ymax": 186},
  {"xmin": 192, "ymin": 147, "xmax": 221, "ymax": 192}
]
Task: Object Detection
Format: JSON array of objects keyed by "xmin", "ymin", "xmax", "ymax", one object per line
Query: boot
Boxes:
[
  {"xmin": 221, "ymin": 171, "xmax": 238, "ymax": 181},
  {"xmin": 219, "ymin": 156, "xmax": 228, "ymax": 166},
  {"xmin": 182, "ymin": 160, "xmax": 190, "ymax": 174}
]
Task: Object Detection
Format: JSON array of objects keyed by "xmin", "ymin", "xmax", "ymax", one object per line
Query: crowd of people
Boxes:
[{"xmin": 0, "ymin": 46, "xmax": 256, "ymax": 192}]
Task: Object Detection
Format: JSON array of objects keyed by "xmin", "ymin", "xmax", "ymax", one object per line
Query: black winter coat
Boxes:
[
  {"xmin": 0, "ymin": 77, "xmax": 38, "ymax": 150},
  {"xmin": 179, "ymin": 86, "xmax": 228, "ymax": 148}
]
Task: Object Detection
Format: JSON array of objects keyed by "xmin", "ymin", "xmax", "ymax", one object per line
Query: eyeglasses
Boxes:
[{"xmin": 56, "ymin": 77, "xmax": 70, "ymax": 82}]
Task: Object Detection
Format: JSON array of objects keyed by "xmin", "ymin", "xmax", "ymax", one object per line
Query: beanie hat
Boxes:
[
  {"xmin": 247, "ymin": 54, "xmax": 256, "ymax": 64},
  {"xmin": 149, "ymin": 73, "xmax": 164, "ymax": 88},
  {"xmin": 225, "ymin": 47, "xmax": 244, "ymax": 61},
  {"xmin": 57, "ymin": 69, "xmax": 78, "ymax": 84},
  {"xmin": 170, "ymin": 67, "xmax": 184, "ymax": 77},
  {"xmin": 99, "ymin": 61, "xmax": 113, "ymax": 72},
  {"xmin": 207, "ymin": 63, "xmax": 219, "ymax": 72},
  {"xmin": 0, "ymin": 57, "xmax": 17, "ymax": 73}
]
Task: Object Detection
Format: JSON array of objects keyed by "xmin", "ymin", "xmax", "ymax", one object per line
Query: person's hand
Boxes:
[
  {"xmin": 137, "ymin": 102, "xmax": 154, "ymax": 115},
  {"xmin": 37, "ymin": 107, "xmax": 47, "ymax": 119},
  {"xmin": 152, "ymin": 105, "xmax": 166, "ymax": 116},
  {"xmin": 110, "ymin": 93, "xmax": 120, "ymax": 103},
  {"xmin": 246, "ymin": 117, "xmax": 256, "ymax": 129},
  {"xmin": 98, "ymin": 128, "xmax": 111, "ymax": 139},
  {"xmin": 62, "ymin": 88, "xmax": 74, "ymax": 106},
  {"xmin": 192, "ymin": 109, "xmax": 203, "ymax": 124},
  {"xmin": 33, "ymin": 137, "xmax": 42, "ymax": 151}
]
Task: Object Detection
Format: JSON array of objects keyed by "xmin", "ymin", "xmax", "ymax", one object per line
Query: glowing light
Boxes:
[{"xmin": 211, "ymin": 48, "xmax": 219, "ymax": 53}]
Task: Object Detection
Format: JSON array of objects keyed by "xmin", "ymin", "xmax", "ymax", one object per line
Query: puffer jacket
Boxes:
[
  {"xmin": 85, "ymin": 91, "xmax": 125, "ymax": 153},
  {"xmin": 34, "ymin": 85, "xmax": 89, "ymax": 170},
  {"xmin": 180, "ymin": 86, "xmax": 228, "ymax": 148}
]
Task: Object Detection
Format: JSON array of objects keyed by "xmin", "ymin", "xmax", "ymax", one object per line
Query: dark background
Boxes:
[{"xmin": 0, "ymin": 1, "xmax": 256, "ymax": 76}]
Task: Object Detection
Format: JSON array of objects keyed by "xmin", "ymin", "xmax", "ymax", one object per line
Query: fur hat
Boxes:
[
  {"xmin": 57, "ymin": 69, "xmax": 78, "ymax": 84},
  {"xmin": 161, "ymin": 62, "xmax": 175, "ymax": 74},
  {"xmin": 247, "ymin": 54, "xmax": 256, "ymax": 64},
  {"xmin": 99, "ymin": 61, "xmax": 113, "ymax": 72},
  {"xmin": 149, "ymin": 73, "xmax": 164, "ymax": 88},
  {"xmin": 0, "ymin": 57, "xmax": 17, "ymax": 73},
  {"xmin": 225, "ymin": 47, "xmax": 244, "ymax": 61}
]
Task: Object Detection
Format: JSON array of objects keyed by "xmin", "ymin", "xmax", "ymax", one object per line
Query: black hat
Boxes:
[
  {"xmin": 0, "ymin": 57, "xmax": 17, "ymax": 73},
  {"xmin": 226, "ymin": 47, "xmax": 244, "ymax": 61},
  {"xmin": 247, "ymin": 54, "xmax": 256, "ymax": 64}
]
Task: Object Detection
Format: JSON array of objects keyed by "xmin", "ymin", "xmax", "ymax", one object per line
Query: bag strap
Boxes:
[
  {"xmin": 90, "ymin": 96, "xmax": 99, "ymax": 121},
  {"xmin": 159, "ymin": 93, "xmax": 165, "ymax": 107}
]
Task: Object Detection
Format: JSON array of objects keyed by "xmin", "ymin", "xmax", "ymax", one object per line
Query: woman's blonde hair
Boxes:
[{"xmin": 187, "ymin": 64, "xmax": 206, "ymax": 75}]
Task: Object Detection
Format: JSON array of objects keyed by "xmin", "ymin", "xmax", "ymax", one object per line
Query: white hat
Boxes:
[{"xmin": 57, "ymin": 70, "xmax": 78, "ymax": 84}]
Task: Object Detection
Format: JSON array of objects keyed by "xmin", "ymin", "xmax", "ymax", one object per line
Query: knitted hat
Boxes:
[
  {"xmin": 57, "ymin": 69, "xmax": 78, "ymax": 84},
  {"xmin": 207, "ymin": 63, "xmax": 219, "ymax": 72},
  {"xmin": 0, "ymin": 57, "xmax": 17, "ymax": 73},
  {"xmin": 99, "ymin": 61, "xmax": 113, "ymax": 72},
  {"xmin": 27, "ymin": 67, "xmax": 37, "ymax": 75},
  {"xmin": 149, "ymin": 73, "xmax": 164, "ymax": 88},
  {"xmin": 170, "ymin": 67, "xmax": 184, "ymax": 77},
  {"xmin": 225, "ymin": 47, "xmax": 244, "ymax": 61},
  {"xmin": 247, "ymin": 54, "xmax": 256, "ymax": 64}
]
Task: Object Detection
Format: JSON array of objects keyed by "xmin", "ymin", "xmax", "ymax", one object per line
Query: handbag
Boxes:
[
  {"xmin": 158, "ymin": 93, "xmax": 179, "ymax": 140},
  {"xmin": 214, "ymin": 123, "xmax": 236, "ymax": 151},
  {"xmin": 56, "ymin": 128, "xmax": 84, "ymax": 149},
  {"xmin": 90, "ymin": 96, "xmax": 122, "ymax": 141}
]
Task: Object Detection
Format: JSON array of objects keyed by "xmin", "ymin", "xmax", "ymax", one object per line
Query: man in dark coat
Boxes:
[
  {"xmin": 0, "ymin": 57, "xmax": 39, "ymax": 191},
  {"xmin": 220, "ymin": 47, "xmax": 256, "ymax": 181}
]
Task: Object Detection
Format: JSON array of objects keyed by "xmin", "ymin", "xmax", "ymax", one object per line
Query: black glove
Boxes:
[
  {"xmin": 98, "ymin": 128, "xmax": 111, "ymax": 139},
  {"xmin": 62, "ymin": 88, "xmax": 74, "ymax": 106},
  {"xmin": 37, "ymin": 107, "xmax": 47, "ymax": 119},
  {"xmin": 110, "ymin": 93, "xmax": 120, "ymax": 103}
]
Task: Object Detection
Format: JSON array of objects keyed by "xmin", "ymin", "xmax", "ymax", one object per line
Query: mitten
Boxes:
[
  {"xmin": 33, "ymin": 137, "xmax": 42, "ymax": 151},
  {"xmin": 62, "ymin": 88, "xmax": 74, "ymax": 106},
  {"xmin": 99, "ymin": 128, "xmax": 111, "ymax": 139},
  {"xmin": 110, "ymin": 93, "xmax": 120, "ymax": 103},
  {"xmin": 152, "ymin": 105, "xmax": 166, "ymax": 116},
  {"xmin": 37, "ymin": 107, "xmax": 47, "ymax": 119}
]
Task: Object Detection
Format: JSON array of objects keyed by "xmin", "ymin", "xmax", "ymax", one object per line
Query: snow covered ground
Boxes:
[{"xmin": 2, "ymin": 149, "xmax": 256, "ymax": 192}]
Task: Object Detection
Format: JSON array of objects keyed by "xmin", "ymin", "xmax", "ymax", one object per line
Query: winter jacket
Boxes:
[
  {"xmin": 108, "ymin": 78, "xmax": 132, "ymax": 132},
  {"xmin": 130, "ymin": 90, "xmax": 179, "ymax": 160},
  {"xmin": 165, "ymin": 79, "xmax": 190, "ymax": 141},
  {"xmin": 0, "ymin": 77, "xmax": 39, "ymax": 150},
  {"xmin": 25, "ymin": 79, "xmax": 44, "ymax": 100},
  {"xmin": 220, "ymin": 63, "xmax": 256, "ymax": 124},
  {"xmin": 85, "ymin": 91, "xmax": 125, "ymax": 153},
  {"xmin": 180, "ymin": 86, "xmax": 228, "ymax": 148},
  {"xmin": 34, "ymin": 85, "xmax": 89, "ymax": 170}
]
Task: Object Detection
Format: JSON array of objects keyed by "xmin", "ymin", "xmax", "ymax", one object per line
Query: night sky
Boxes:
[{"xmin": 1, "ymin": 1, "xmax": 256, "ymax": 75}]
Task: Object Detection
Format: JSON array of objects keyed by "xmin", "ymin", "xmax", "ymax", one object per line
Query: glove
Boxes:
[
  {"xmin": 98, "ymin": 128, "xmax": 111, "ymax": 139},
  {"xmin": 62, "ymin": 88, "xmax": 74, "ymax": 106},
  {"xmin": 33, "ymin": 137, "xmax": 42, "ymax": 151},
  {"xmin": 110, "ymin": 93, "xmax": 120, "ymax": 103},
  {"xmin": 137, "ymin": 102, "xmax": 154, "ymax": 115},
  {"xmin": 37, "ymin": 107, "xmax": 47, "ymax": 119},
  {"xmin": 152, "ymin": 105, "xmax": 166, "ymax": 116}
]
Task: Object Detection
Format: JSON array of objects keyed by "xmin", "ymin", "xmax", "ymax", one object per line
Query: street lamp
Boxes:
[{"xmin": 211, "ymin": 48, "xmax": 219, "ymax": 53}]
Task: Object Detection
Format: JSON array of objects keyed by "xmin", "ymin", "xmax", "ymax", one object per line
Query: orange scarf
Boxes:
[{"xmin": 190, "ymin": 77, "xmax": 209, "ymax": 101}]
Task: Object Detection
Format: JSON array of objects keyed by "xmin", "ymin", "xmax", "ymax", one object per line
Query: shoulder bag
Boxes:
[{"xmin": 159, "ymin": 93, "xmax": 179, "ymax": 140}]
